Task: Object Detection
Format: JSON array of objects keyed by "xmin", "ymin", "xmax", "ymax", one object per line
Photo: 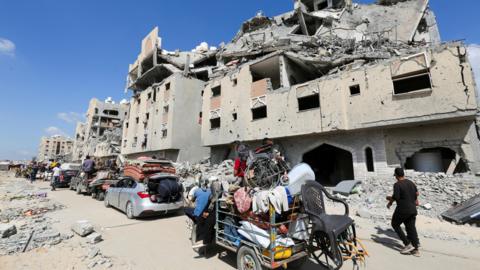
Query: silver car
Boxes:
[{"xmin": 104, "ymin": 174, "xmax": 183, "ymax": 219}]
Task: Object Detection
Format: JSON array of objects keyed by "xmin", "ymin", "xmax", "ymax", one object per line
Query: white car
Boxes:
[{"xmin": 104, "ymin": 174, "xmax": 183, "ymax": 219}]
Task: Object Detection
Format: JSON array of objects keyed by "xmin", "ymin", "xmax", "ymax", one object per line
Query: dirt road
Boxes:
[{"xmin": 1, "ymin": 174, "xmax": 479, "ymax": 270}]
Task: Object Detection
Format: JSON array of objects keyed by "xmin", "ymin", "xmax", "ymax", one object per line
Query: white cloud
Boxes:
[
  {"xmin": 0, "ymin": 38, "xmax": 15, "ymax": 57},
  {"xmin": 44, "ymin": 126, "xmax": 70, "ymax": 137},
  {"xmin": 468, "ymin": 45, "xmax": 480, "ymax": 94},
  {"xmin": 57, "ymin": 112, "xmax": 85, "ymax": 124}
]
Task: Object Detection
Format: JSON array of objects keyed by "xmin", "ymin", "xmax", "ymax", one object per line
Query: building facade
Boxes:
[
  {"xmin": 120, "ymin": 27, "xmax": 212, "ymax": 163},
  {"xmin": 199, "ymin": 0, "xmax": 480, "ymax": 185},
  {"xmin": 38, "ymin": 135, "xmax": 74, "ymax": 162}
]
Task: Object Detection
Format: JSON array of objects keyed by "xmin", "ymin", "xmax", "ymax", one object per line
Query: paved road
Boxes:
[{"xmin": 36, "ymin": 181, "xmax": 480, "ymax": 270}]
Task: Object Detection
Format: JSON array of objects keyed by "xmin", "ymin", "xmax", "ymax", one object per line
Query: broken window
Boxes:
[
  {"xmin": 232, "ymin": 112, "xmax": 238, "ymax": 121},
  {"xmin": 136, "ymin": 117, "xmax": 139, "ymax": 124},
  {"xmin": 146, "ymin": 113, "xmax": 149, "ymax": 120},
  {"xmin": 317, "ymin": 1, "xmax": 328, "ymax": 10},
  {"xmin": 165, "ymin": 83, "xmax": 170, "ymax": 91},
  {"xmin": 211, "ymin": 85, "xmax": 221, "ymax": 97},
  {"xmin": 404, "ymin": 147, "xmax": 468, "ymax": 174},
  {"xmin": 94, "ymin": 108, "xmax": 99, "ymax": 114},
  {"xmin": 393, "ymin": 70, "xmax": 432, "ymax": 95},
  {"xmin": 298, "ymin": 94, "xmax": 320, "ymax": 111},
  {"xmin": 163, "ymin": 105, "xmax": 169, "ymax": 113},
  {"xmin": 252, "ymin": 106, "xmax": 267, "ymax": 120},
  {"xmin": 147, "ymin": 92, "xmax": 152, "ymax": 100},
  {"xmin": 210, "ymin": 117, "xmax": 221, "ymax": 129},
  {"xmin": 153, "ymin": 89, "xmax": 157, "ymax": 101},
  {"xmin": 250, "ymin": 56, "xmax": 281, "ymax": 90},
  {"xmin": 350, "ymin": 84, "xmax": 361, "ymax": 96},
  {"xmin": 125, "ymin": 122, "xmax": 129, "ymax": 129},
  {"xmin": 162, "ymin": 130, "xmax": 168, "ymax": 138},
  {"xmin": 195, "ymin": 70, "xmax": 209, "ymax": 82},
  {"xmin": 365, "ymin": 147, "xmax": 374, "ymax": 172}
]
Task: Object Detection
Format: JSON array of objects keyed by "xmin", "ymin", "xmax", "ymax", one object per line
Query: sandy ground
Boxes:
[{"xmin": 0, "ymin": 174, "xmax": 479, "ymax": 270}]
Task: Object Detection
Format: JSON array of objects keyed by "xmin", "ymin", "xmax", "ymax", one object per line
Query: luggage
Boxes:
[{"xmin": 155, "ymin": 179, "xmax": 182, "ymax": 203}]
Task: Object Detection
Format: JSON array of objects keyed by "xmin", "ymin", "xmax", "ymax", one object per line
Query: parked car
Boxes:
[
  {"xmin": 53, "ymin": 163, "xmax": 81, "ymax": 188},
  {"xmin": 104, "ymin": 173, "xmax": 183, "ymax": 219},
  {"xmin": 70, "ymin": 170, "xmax": 111, "ymax": 195}
]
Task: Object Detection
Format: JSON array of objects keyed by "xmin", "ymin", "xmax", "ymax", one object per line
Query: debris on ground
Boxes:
[{"xmin": 72, "ymin": 220, "xmax": 94, "ymax": 237}]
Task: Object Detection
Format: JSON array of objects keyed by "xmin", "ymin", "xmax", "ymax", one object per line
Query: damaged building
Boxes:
[
  {"xmin": 72, "ymin": 98, "xmax": 129, "ymax": 162},
  {"xmin": 38, "ymin": 135, "xmax": 74, "ymax": 162},
  {"xmin": 200, "ymin": 0, "xmax": 480, "ymax": 186},
  {"xmin": 121, "ymin": 27, "xmax": 213, "ymax": 163}
]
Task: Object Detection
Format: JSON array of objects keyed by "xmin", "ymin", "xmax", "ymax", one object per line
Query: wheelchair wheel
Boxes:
[
  {"xmin": 308, "ymin": 231, "xmax": 343, "ymax": 270},
  {"xmin": 245, "ymin": 156, "xmax": 285, "ymax": 189}
]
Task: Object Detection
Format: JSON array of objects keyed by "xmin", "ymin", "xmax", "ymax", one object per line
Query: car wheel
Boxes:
[
  {"xmin": 237, "ymin": 246, "xmax": 263, "ymax": 270},
  {"xmin": 97, "ymin": 192, "xmax": 105, "ymax": 201},
  {"xmin": 104, "ymin": 196, "xmax": 110, "ymax": 208},
  {"xmin": 76, "ymin": 184, "xmax": 81, "ymax": 194},
  {"xmin": 126, "ymin": 201, "xmax": 135, "ymax": 219}
]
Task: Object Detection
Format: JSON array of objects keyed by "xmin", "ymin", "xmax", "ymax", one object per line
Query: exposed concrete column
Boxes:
[{"xmin": 279, "ymin": 55, "xmax": 291, "ymax": 88}]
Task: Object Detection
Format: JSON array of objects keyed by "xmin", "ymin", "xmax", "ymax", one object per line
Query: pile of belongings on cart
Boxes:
[
  {"xmin": 123, "ymin": 157, "xmax": 176, "ymax": 181},
  {"xmin": 215, "ymin": 163, "xmax": 315, "ymax": 259}
]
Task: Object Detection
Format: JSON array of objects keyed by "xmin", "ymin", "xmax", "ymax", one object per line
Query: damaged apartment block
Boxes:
[
  {"xmin": 122, "ymin": 27, "xmax": 212, "ymax": 162},
  {"xmin": 200, "ymin": 0, "xmax": 480, "ymax": 186},
  {"xmin": 72, "ymin": 98, "xmax": 130, "ymax": 162}
]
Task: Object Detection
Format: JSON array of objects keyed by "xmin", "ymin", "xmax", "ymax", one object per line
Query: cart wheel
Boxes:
[
  {"xmin": 309, "ymin": 232, "xmax": 343, "ymax": 270},
  {"xmin": 237, "ymin": 246, "xmax": 263, "ymax": 270},
  {"xmin": 97, "ymin": 192, "xmax": 105, "ymax": 201}
]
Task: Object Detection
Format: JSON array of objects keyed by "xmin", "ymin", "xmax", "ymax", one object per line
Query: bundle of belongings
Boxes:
[
  {"xmin": 146, "ymin": 173, "xmax": 183, "ymax": 203},
  {"xmin": 215, "ymin": 163, "xmax": 315, "ymax": 260},
  {"xmin": 123, "ymin": 157, "xmax": 176, "ymax": 181}
]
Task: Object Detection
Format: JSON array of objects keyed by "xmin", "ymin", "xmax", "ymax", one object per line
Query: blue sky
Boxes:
[{"xmin": 0, "ymin": 0, "xmax": 479, "ymax": 160}]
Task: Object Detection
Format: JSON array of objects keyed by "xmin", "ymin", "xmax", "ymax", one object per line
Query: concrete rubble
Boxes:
[
  {"xmin": 346, "ymin": 171, "xmax": 480, "ymax": 220},
  {"xmin": 71, "ymin": 220, "xmax": 95, "ymax": 237}
]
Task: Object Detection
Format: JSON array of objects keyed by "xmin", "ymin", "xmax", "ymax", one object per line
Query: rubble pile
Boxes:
[
  {"xmin": 0, "ymin": 174, "xmax": 66, "ymax": 255},
  {"xmin": 345, "ymin": 172, "xmax": 480, "ymax": 219},
  {"xmin": 175, "ymin": 158, "xmax": 235, "ymax": 184}
]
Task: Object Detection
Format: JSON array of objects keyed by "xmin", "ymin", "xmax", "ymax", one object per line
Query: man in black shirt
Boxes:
[{"xmin": 386, "ymin": 168, "xmax": 420, "ymax": 256}]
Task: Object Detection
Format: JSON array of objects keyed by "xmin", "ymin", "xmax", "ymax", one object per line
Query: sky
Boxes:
[{"xmin": 0, "ymin": 0, "xmax": 479, "ymax": 160}]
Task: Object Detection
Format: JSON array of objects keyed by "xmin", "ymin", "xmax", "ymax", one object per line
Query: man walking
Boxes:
[
  {"xmin": 51, "ymin": 163, "xmax": 61, "ymax": 191},
  {"xmin": 387, "ymin": 168, "xmax": 420, "ymax": 256}
]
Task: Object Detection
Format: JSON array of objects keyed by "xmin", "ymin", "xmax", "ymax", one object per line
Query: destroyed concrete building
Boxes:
[
  {"xmin": 72, "ymin": 98, "xmax": 129, "ymax": 162},
  {"xmin": 200, "ymin": 0, "xmax": 480, "ymax": 186},
  {"xmin": 37, "ymin": 135, "xmax": 74, "ymax": 162},
  {"xmin": 121, "ymin": 27, "xmax": 212, "ymax": 163}
]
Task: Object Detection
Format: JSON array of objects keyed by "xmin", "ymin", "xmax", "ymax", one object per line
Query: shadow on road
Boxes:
[{"xmin": 371, "ymin": 226, "xmax": 403, "ymax": 251}]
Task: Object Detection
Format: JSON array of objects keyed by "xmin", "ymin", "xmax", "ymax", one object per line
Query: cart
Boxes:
[{"xmin": 215, "ymin": 195, "xmax": 309, "ymax": 270}]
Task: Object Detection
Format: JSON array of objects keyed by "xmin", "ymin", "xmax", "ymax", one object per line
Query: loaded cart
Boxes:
[
  {"xmin": 216, "ymin": 195, "xmax": 309, "ymax": 270},
  {"xmin": 211, "ymin": 162, "xmax": 368, "ymax": 270}
]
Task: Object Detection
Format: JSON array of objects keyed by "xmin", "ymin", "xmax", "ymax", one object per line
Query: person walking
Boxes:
[
  {"xmin": 386, "ymin": 168, "xmax": 420, "ymax": 256},
  {"xmin": 30, "ymin": 162, "xmax": 39, "ymax": 184},
  {"xmin": 51, "ymin": 163, "xmax": 61, "ymax": 191}
]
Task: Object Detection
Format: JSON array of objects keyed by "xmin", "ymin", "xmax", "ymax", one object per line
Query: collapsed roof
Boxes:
[
  {"xmin": 213, "ymin": 0, "xmax": 439, "ymax": 79},
  {"xmin": 126, "ymin": 27, "xmax": 218, "ymax": 92}
]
